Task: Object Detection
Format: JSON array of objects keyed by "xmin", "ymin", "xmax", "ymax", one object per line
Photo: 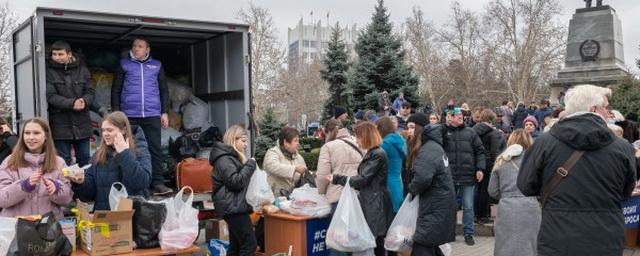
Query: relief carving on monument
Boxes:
[{"xmin": 580, "ymin": 40, "xmax": 600, "ymax": 61}]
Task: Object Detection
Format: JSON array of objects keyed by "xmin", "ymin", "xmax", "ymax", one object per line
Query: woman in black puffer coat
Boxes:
[
  {"xmin": 210, "ymin": 124, "xmax": 257, "ymax": 256},
  {"xmin": 407, "ymin": 124, "xmax": 456, "ymax": 256}
]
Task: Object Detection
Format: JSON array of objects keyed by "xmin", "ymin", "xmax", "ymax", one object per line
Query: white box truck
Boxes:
[{"xmin": 12, "ymin": 7, "xmax": 254, "ymax": 154}]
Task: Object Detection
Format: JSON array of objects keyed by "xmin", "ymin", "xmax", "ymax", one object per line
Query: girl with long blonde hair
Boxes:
[
  {"xmin": 488, "ymin": 129, "xmax": 540, "ymax": 256},
  {"xmin": 210, "ymin": 124, "xmax": 257, "ymax": 255},
  {"xmin": 70, "ymin": 111, "xmax": 151, "ymax": 210}
]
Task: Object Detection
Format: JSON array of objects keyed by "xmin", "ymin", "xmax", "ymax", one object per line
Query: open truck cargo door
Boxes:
[{"xmin": 12, "ymin": 16, "xmax": 38, "ymax": 131}]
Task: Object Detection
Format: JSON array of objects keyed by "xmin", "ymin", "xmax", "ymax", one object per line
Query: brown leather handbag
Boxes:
[{"xmin": 176, "ymin": 158, "xmax": 213, "ymax": 193}]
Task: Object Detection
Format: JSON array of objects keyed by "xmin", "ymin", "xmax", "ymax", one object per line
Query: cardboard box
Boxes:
[
  {"xmin": 58, "ymin": 217, "xmax": 76, "ymax": 252},
  {"xmin": 205, "ymin": 219, "xmax": 229, "ymax": 241},
  {"xmin": 77, "ymin": 199, "xmax": 134, "ymax": 256}
]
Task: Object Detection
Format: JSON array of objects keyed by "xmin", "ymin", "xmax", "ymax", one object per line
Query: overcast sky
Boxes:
[{"xmin": 5, "ymin": 0, "xmax": 640, "ymax": 72}]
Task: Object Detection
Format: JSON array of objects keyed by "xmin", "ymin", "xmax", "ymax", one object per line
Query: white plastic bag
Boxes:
[
  {"xmin": 285, "ymin": 184, "xmax": 331, "ymax": 217},
  {"xmin": 181, "ymin": 95, "xmax": 211, "ymax": 130},
  {"xmin": 0, "ymin": 217, "xmax": 17, "ymax": 256},
  {"xmin": 159, "ymin": 186, "xmax": 199, "ymax": 250},
  {"xmin": 326, "ymin": 178, "xmax": 376, "ymax": 252},
  {"xmin": 440, "ymin": 243, "xmax": 452, "ymax": 256},
  {"xmin": 245, "ymin": 167, "xmax": 275, "ymax": 211},
  {"xmin": 384, "ymin": 194, "xmax": 420, "ymax": 252},
  {"xmin": 109, "ymin": 182, "xmax": 128, "ymax": 211},
  {"xmin": 167, "ymin": 79, "xmax": 193, "ymax": 111},
  {"xmin": 92, "ymin": 72, "xmax": 113, "ymax": 110}
]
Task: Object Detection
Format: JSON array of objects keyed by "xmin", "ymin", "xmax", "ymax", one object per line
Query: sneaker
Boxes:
[
  {"xmin": 482, "ymin": 217, "xmax": 494, "ymax": 224},
  {"xmin": 464, "ymin": 235, "xmax": 475, "ymax": 246},
  {"xmin": 476, "ymin": 217, "xmax": 494, "ymax": 225},
  {"xmin": 152, "ymin": 184, "xmax": 174, "ymax": 195}
]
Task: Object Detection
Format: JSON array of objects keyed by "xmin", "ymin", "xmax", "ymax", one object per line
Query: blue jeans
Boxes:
[
  {"xmin": 455, "ymin": 184, "xmax": 475, "ymax": 236},
  {"xmin": 54, "ymin": 138, "xmax": 90, "ymax": 167}
]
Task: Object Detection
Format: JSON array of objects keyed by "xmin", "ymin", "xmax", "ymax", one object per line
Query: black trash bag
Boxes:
[
  {"xmin": 199, "ymin": 125, "xmax": 222, "ymax": 147},
  {"xmin": 162, "ymin": 155, "xmax": 178, "ymax": 189},
  {"xmin": 6, "ymin": 237, "xmax": 19, "ymax": 256},
  {"xmin": 16, "ymin": 212, "xmax": 72, "ymax": 256},
  {"xmin": 131, "ymin": 196, "xmax": 167, "ymax": 249},
  {"xmin": 295, "ymin": 171, "xmax": 317, "ymax": 188},
  {"xmin": 168, "ymin": 133, "xmax": 200, "ymax": 161}
]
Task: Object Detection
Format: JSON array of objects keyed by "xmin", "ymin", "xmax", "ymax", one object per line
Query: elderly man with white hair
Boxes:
[{"xmin": 517, "ymin": 84, "xmax": 637, "ymax": 256}]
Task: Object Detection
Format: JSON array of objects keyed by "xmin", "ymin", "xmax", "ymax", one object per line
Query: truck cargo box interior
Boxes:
[{"xmin": 39, "ymin": 16, "xmax": 249, "ymax": 132}]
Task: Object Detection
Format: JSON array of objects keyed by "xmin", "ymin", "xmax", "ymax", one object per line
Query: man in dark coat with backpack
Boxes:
[{"xmin": 518, "ymin": 85, "xmax": 636, "ymax": 256}]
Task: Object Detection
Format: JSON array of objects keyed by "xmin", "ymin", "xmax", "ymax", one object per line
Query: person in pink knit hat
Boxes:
[
  {"xmin": 0, "ymin": 118, "xmax": 72, "ymax": 220},
  {"xmin": 523, "ymin": 115, "xmax": 540, "ymax": 140}
]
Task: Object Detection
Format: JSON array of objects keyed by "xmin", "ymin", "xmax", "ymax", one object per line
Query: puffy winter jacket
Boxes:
[
  {"xmin": 472, "ymin": 122, "xmax": 506, "ymax": 173},
  {"xmin": 112, "ymin": 53, "xmax": 169, "ymax": 118},
  {"xmin": 534, "ymin": 107, "xmax": 553, "ymax": 129},
  {"xmin": 46, "ymin": 58, "xmax": 94, "ymax": 140},
  {"xmin": 72, "ymin": 125, "xmax": 152, "ymax": 210},
  {"xmin": 334, "ymin": 146, "xmax": 392, "ymax": 237},
  {"xmin": 263, "ymin": 144, "xmax": 306, "ymax": 197},
  {"xmin": 0, "ymin": 153, "xmax": 71, "ymax": 220},
  {"xmin": 210, "ymin": 141, "xmax": 256, "ymax": 217},
  {"xmin": 380, "ymin": 133, "xmax": 406, "ymax": 212},
  {"xmin": 443, "ymin": 124, "xmax": 486, "ymax": 185},
  {"xmin": 315, "ymin": 129, "xmax": 362, "ymax": 203},
  {"xmin": 518, "ymin": 113, "xmax": 637, "ymax": 256},
  {"xmin": 512, "ymin": 105, "xmax": 529, "ymax": 129},
  {"xmin": 0, "ymin": 132, "xmax": 18, "ymax": 164},
  {"xmin": 408, "ymin": 124, "xmax": 456, "ymax": 246}
]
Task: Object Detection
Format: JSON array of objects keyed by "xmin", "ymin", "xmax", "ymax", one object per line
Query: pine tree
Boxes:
[
  {"xmin": 254, "ymin": 107, "xmax": 285, "ymax": 165},
  {"xmin": 348, "ymin": 0, "xmax": 420, "ymax": 111},
  {"xmin": 257, "ymin": 107, "xmax": 285, "ymax": 141},
  {"xmin": 320, "ymin": 23, "xmax": 351, "ymax": 122},
  {"xmin": 610, "ymin": 76, "xmax": 640, "ymax": 115}
]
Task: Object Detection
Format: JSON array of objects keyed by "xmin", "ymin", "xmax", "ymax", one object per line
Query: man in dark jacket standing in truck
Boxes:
[
  {"xmin": 46, "ymin": 40, "xmax": 94, "ymax": 167},
  {"xmin": 518, "ymin": 85, "xmax": 636, "ymax": 256},
  {"xmin": 443, "ymin": 107, "xmax": 486, "ymax": 246},
  {"xmin": 112, "ymin": 37, "xmax": 172, "ymax": 195}
]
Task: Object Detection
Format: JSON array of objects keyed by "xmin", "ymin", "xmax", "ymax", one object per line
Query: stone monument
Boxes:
[{"xmin": 550, "ymin": 2, "xmax": 629, "ymax": 105}]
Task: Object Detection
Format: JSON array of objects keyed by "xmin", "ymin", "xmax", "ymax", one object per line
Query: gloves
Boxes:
[{"xmin": 332, "ymin": 174, "xmax": 347, "ymax": 185}]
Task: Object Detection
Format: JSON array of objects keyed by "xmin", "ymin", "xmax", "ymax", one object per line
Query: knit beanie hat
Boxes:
[
  {"xmin": 523, "ymin": 115, "xmax": 538, "ymax": 128},
  {"xmin": 407, "ymin": 113, "xmax": 429, "ymax": 127},
  {"xmin": 334, "ymin": 106, "xmax": 347, "ymax": 119}
]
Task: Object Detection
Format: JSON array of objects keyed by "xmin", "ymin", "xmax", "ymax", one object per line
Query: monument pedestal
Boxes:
[{"xmin": 550, "ymin": 5, "xmax": 629, "ymax": 105}]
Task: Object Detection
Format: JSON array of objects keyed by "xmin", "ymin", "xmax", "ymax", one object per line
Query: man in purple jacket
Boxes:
[{"xmin": 111, "ymin": 37, "xmax": 172, "ymax": 195}]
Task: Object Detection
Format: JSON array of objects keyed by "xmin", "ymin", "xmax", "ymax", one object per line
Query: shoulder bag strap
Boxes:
[
  {"xmin": 539, "ymin": 150, "xmax": 585, "ymax": 208},
  {"xmin": 339, "ymin": 138, "xmax": 363, "ymax": 157}
]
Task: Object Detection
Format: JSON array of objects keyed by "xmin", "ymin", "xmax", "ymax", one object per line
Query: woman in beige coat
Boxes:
[
  {"xmin": 315, "ymin": 119, "xmax": 364, "ymax": 204},
  {"xmin": 262, "ymin": 127, "xmax": 307, "ymax": 197},
  {"xmin": 316, "ymin": 119, "xmax": 364, "ymax": 256}
]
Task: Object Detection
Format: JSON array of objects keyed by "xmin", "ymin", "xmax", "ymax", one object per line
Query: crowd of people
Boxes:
[
  {"xmin": 0, "ymin": 39, "xmax": 164, "ymax": 221},
  {"xmin": 0, "ymin": 36, "xmax": 638, "ymax": 256},
  {"xmin": 208, "ymin": 84, "xmax": 639, "ymax": 256}
]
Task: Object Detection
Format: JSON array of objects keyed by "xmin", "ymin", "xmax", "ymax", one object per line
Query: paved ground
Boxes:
[
  {"xmin": 450, "ymin": 235, "xmax": 640, "ymax": 256},
  {"xmin": 450, "ymin": 235, "xmax": 494, "ymax": 256}
]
